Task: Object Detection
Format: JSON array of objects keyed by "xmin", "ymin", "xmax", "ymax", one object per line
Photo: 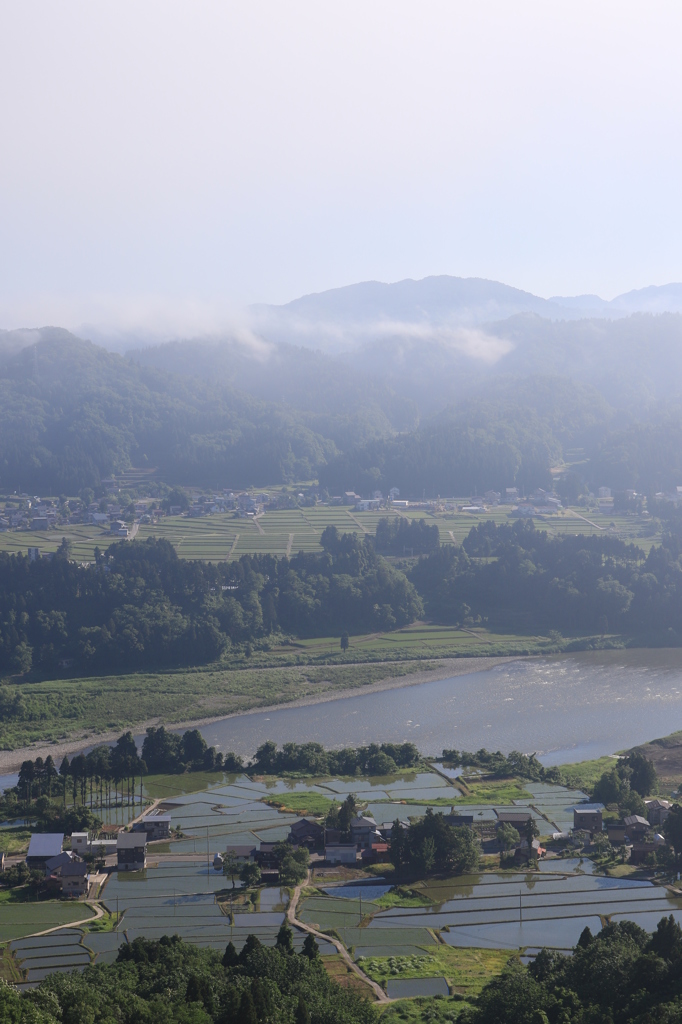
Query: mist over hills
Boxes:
[
  {"xmin": 3, "ymin": 274, "xmax": 682, "ymax": 498},
  {"xmin": 249, "ymin": 275, "xmax": 682, "ymax": 351}
]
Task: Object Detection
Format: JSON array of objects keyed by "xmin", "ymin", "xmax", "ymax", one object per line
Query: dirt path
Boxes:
[
  {"xmin": 26, "ymin": 900, "xmax": 104, "ymax": 940},
  {"xmin": 287, "ymin": 871, "xmax": 389, "ymax": 1003}
]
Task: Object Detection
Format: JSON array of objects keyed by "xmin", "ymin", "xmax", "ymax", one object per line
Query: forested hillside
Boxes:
[{"xmin": 0, "ymin": 331, "xmax": 336, "ymax": 493}]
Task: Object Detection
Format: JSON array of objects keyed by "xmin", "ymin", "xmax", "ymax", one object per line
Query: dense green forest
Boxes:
[
  {"xmin": 409, "ymin": 518, "xmax": 682, "ymax": 637},
  {"xmin": 0, "ymin": 932, "xmax": 374, "ymax": 1024},
  {"xmin": 0, "ymin": 529, "xmax": 421, "ymax": 678},
  {"xmin": 1, "ymin": 518, "xmax": 682, "ymax": 681}
]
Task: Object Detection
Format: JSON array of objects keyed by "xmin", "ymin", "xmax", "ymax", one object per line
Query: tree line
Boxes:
[
  {"xmin": 441, "ymin": 747, "xmax": 562, "ymax": 784},
  {"xmin": 249, "ymin": 740, "xmax": 421, "ymax": 777},
  {"xmin": 2, "ymin": 517, "xmax": 682, "ymax": 685},
  {"xmin": 0, "ymin": 932, "xmax": 374, "ymax": 1024},
  {"xmin": 410, "ymin": 518, "xmax": 682, "ymax": 637},
  {"xmin": 0, "ymin": 528, "xmax": 422, "ymax": 678}
]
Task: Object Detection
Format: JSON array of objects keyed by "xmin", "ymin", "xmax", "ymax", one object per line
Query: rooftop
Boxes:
[
  {"xmin": 117, "ymin": 832, "xmax": 147, "ymax": 849},
  {"xmin": 27, "ymin": 833, "xmax": 64, "ymax": 859}
]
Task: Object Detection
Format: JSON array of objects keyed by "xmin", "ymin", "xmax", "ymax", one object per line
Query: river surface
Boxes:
[{"xmin": 199, "ymin": 649, "xmax": 682, "ymax": 765}]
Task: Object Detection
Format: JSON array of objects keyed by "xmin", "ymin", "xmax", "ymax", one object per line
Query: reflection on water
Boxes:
[{"xmin": 200, "ymin": 649, "xmax": 682, "ymax": 764}]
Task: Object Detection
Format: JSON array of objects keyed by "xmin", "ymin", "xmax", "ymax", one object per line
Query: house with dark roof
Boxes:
[
  {"xmin": 132, "ymin": 815, "xmax": 172, "ymax": 841},
  {"xmin": 288, "ymin": 818, "xmax": 324, "ymax": 848},
  {"xmin": 61, "ymin": 860, "xmax": 88, "ymax": 896},
  {"xmin": 26, "ymin": 833, "xmax": 64, "ymax": 871},
  {"xmin": 624, "ymin": 815, "xmax": 650, "ymax": 840},
  {"xmin": 573, "ymin": 805, "xmax": 604, "ymax": 833},
  {"xmin": 117, "ymin": 832, "xmax": 147, "ymax": 871}
]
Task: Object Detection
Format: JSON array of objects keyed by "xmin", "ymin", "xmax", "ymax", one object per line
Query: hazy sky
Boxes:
[{"xmin": 2, "ymin": 2, "xmax": 682, "ymax": 334}]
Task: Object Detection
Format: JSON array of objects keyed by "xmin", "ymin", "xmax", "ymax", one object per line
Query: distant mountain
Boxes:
[{"xmin": 250, "ymin": 275, "xmax": 682, "ymax": 352}]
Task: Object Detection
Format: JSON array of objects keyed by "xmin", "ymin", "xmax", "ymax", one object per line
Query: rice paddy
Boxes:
[
  {"xmin": 1, "ymin": 502, "xmax": 660, "ymax": 565},
  {"xmin": 10, "ymin": 764, "xmax": 679, "ymax": 996}
]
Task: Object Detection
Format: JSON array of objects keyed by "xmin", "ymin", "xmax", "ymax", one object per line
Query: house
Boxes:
[
  {"xmin": 350, "ymin": 816, "xmax": 380, "ymax": 850},
  {"xmin": 223, "ymin": 845, "xmax": 256, "ymax": 862},
  {"xmin": 288, "ymin": 819, "xmax": 324, "ymax": 848},
  {"xmin": 646, "ymin": 799, "xmax": 672, "ymax": 827},
  {"xmin": 343, "ymin": 492, "xmax": 361, "ymax": 505},
  {"xmin": 504, "ymin": 488, "xmax": 519, "ymax": 503},
  {"xmin": 110, "ymin": 520, "xmax": 129, "ymax": 537},
  {"xmin": 30, "ymin": 517, "xmax": 49, "ymax": 531},
  {"xmin": 132, "ymin": 815, "xmax": 172, "ymax": 841},
  {"xmin": 573, "ymin": 805, "xmax": 604, "ymax": 833},
  {"xmin": 45, "ymin": 852, "xmax": 74, "ymax": 876},
  {"xmin": 117, "ymin": 832, "xmax": 147, "ymax": 871},
  {"xmin": 254, "ymin": 843, "xmax": 281, "ymax": 870},
  {"xmin": 623, "ymin": 815, "xmax": 650, "ymax": 839},
  {"xmin": 27, "ymin": 547, "xmax": 40, "ymax": 561},
  {"xmin": 61, "ymin": 860, "xmax": 88, "ymax": 896},
  {"xmin": 26, "ymin": 833, "xmax": 64, "ymax": 871},
  {"xmin": 325, "ymin": 843, "xmax": 357, "ymax": 865},
  {"xmin": 629, "ymin": 841, "xmax": 663, "ymax": 866},
  {"xmin": 71, "ymin": 832, "xmax": 90, "ymax": 857}
]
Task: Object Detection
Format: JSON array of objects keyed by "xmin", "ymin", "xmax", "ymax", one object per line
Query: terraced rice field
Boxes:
[{"xmin": 0, "ymin": 501, "xmax": 657, "ymax": 564}]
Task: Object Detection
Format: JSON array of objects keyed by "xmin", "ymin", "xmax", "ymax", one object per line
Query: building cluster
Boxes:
[
  {"xmin": 567, "ymin": 799, "xmax": 671, "ymax": 864},
  {"xmin": 19, "ymin": 812, "xmax": 173, "ymax": 897}
]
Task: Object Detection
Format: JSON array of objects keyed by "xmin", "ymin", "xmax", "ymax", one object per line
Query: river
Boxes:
[{"xmin": 199, "ymin": 649, "xmax": 682, "ymax": 765}]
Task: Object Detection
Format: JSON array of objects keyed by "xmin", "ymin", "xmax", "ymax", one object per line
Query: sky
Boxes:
[{"xmin": 2, "ymin": 2, "xmax": 682, "ymax": 336}]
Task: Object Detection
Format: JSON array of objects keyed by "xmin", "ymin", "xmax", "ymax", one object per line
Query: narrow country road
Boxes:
[{"xmin": 287, "ymin": 871, "xmax": 389, "ymax": 1003}]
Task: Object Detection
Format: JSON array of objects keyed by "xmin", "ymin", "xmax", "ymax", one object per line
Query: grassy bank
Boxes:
[{"xmin": 1, "ymin": 660, "xmax": 450, "ymax": 752}]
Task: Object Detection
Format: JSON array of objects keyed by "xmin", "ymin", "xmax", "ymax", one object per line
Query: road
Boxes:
[{"xmin": 287, "ymin": 870, "xmax": 389, "ymax": 1003}]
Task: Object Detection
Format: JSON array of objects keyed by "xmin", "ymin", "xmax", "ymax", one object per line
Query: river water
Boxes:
[{"xmin": 199, "ymin": 649, "xmax": 682, "ymax": 766}]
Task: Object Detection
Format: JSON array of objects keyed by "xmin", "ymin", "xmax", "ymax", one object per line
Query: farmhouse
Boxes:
[
  {"xmin": 132, "ymin": 814, "xmax": 172, "ymax": 841},
  {"xmin": 350, "ymin": 815, "xmax": 381, "ymax": 849},
  {"xmin": 573, "ymin": 805, "xmax": 604, "ymax": 833},
  {"xmin": 288, "ymin": 818, "xmax": 324, "ymax": 848},
  {"xmin": 623, "ymin": 815, "xmax": 650, "ymax": 839},
  {"xmin": 117, "ymin": 832, "xmax": 147, "ymax": 871},
  {"xmin": 61, "ymin": 860, "xmax": 88, "ymax": 897},
  {"xmin": 645, "ymin": 799, "xmax": 671, "ymax": 827},
  {"xmin": 223, "ymin": 845, "xmax": 256, "ymax": 862},
  {"xmin": 26, "ymin": 833, "xmax": 64, "ymax": 871},
  {"xmin": 496, "ymin": 811, "xmax": 532, "ymax": 827}
]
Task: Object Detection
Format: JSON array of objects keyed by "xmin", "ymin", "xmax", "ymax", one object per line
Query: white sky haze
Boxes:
[{"xmin": 1, "ymin": 2, "xmax": 682, "ymax": 333}]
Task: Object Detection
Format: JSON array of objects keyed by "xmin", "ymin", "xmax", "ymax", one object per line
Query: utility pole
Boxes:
[
  {"xmin": 207, "ymin": 826, "xmax": 210, "ymax": 877},
  {"xmin": 519, "ymin": 890, "xmax": 522, "ymax": 924}
]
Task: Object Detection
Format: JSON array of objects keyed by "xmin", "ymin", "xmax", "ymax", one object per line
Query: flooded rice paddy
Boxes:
[{"xmin": 8, "ymin": 761, "xmax": 682, "ymax": 987}]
